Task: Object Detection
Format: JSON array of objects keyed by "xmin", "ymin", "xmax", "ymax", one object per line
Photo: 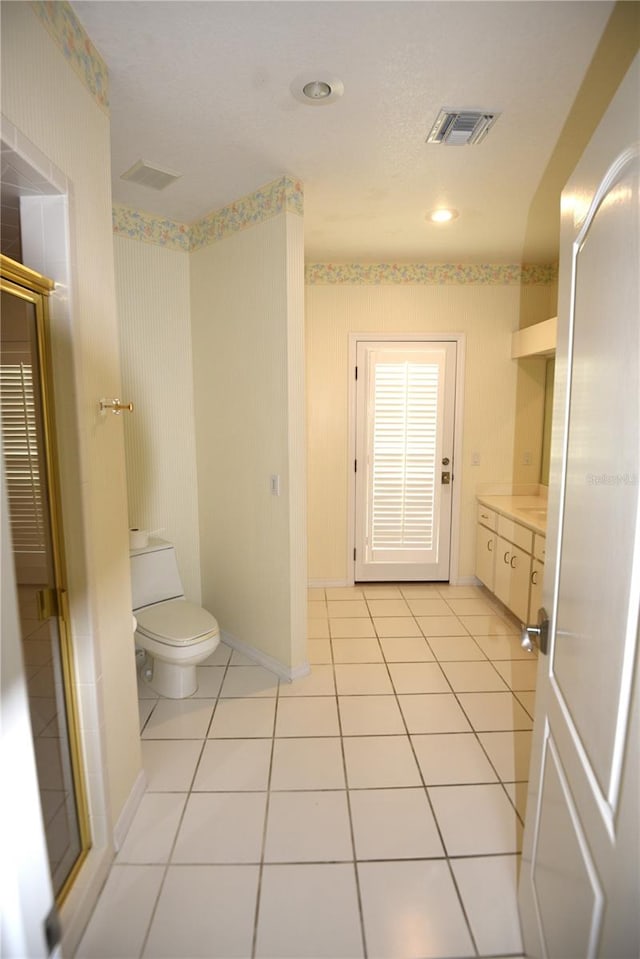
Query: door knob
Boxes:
[{"xmin": 521, "ymin": 607, "xmax": 549, "ymax": 656}]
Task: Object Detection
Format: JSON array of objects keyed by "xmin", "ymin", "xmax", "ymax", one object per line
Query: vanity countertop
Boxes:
[{"xmin": 477, "ymin": 493, "xmax": 547, "ymax": 536}]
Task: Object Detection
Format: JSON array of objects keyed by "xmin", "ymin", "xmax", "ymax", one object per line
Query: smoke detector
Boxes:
[
  {"xmin": 120, "ymin": 160, "xmax": 182, "ymax": 190},
  {"xmin": 426, "ymin": 110, "xmax": 500, "ymax": 146}
]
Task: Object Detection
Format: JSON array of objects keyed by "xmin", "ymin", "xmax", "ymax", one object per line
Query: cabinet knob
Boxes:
[
  {"xmin": 510, "ymin": 555, "xmax": 518, "ymax": 569},
  {"xmin": 503, "ymin": 551, "xmax": 510, "ymax": 564},
  {"xmin": 487, "ymin": 540, "xmax": 494, "ymax": 552}
]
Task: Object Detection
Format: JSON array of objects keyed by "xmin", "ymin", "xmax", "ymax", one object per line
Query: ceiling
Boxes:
[{"xmin": 66, "ymin": 2, "xmax": 614, "ymax": 262}]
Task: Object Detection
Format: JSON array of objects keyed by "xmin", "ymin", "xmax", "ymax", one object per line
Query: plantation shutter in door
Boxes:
[
  {"xmin": 0, "ymin": 352, "xmax": 46, "ymax": 552},
  {"xmin": 355, "ymin": 342, "xmax": 456, "ymax": 582}
]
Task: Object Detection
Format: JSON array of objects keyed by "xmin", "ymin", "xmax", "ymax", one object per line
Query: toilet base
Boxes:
[{"xmin": 147, "ymin": 658, "xmax": 198, "ymax": 698}]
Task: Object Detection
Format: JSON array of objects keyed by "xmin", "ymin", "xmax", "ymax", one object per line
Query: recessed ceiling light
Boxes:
[
  {"xmin": 428, "ymin": 208, "xmax": 459, "ymax": 224},
  {"xmin": 291, "ymin": 72, "xmax": 344, "ymax": 106}
]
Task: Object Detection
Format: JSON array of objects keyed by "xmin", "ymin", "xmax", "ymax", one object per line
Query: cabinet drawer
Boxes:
[
  {"xmin": 534, "ymin": 533, "xmax": 546, "ymax": 563},
  {"xmin": 497, "ymin": 515, "xmax": 533, "ymax": 553},
  {"xmin": 477, "ymin": 504, "xmax": 497, "ymax": 530}
]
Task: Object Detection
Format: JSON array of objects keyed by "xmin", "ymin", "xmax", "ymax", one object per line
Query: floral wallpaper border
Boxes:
[
  {"xmin": 113, "ymin": 176, "xmax": 304, "ymax": 252},
  {"xmin": 305, "ymin": 263, "xmax": 558, "ymax": 285},
  {"xmin": 31, "ymin": 1, "xmax": 109, "ymax": 112}
]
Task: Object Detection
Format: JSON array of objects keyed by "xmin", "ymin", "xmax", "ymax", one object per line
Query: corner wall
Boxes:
[
  {"xmin": 1, "ymin": 0, "xmax": 140, "ymax": 907},
  {"xmin": 190, "ymin": 210, "xmax": 307, "ymax": 674},
  {"xmin": 305, "ymin": 270, "xmax": 555, "ymax": 584}
]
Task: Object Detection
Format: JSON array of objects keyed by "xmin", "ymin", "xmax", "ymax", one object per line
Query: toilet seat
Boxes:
[{"xmin": 135, "ymin": 598, "xmax": 219, "ymax": 647}]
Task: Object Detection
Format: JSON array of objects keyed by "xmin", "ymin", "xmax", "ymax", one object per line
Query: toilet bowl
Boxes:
[{"xmin": 130, "ymin": 538, "xmax": 220, "ymax": 699}]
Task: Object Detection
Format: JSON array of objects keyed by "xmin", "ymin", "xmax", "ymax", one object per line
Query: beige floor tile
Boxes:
[
  {"xmin": 350, "ymin": 788, "xmax": 443, "ymax": 859},
  {"xmin": 412, "ymin": 733, "xmax": 498, "ymax": 785},
  {"xmin": 417, "ymin": 615, "xmax": 469, "ymax": 637},
  {"xmin": 279, "ymin": 664, "xmax": 335, "ymax": 697},
  {"xmin": 329, "ymin": 617, "xmax": 376, "ymax": 638},
  {"xmin": 325, "ymin": 587, "xmax": 365, "ymax": 600},
  {"xmin": 379, "ymin": 636, "xmax": 435, "ymax": 662},
  {"xmin": 459, "ymin": 614, "xmax": 518, "ymax": 636},
  {"xmin": 373, "ymin": 616, "xmax": 422, "ymax": 637},
  {"xmin": 255, "ymin": 864, "xmax": 363, "ymax": 959},
  {"xmin": 208, "ymin": 697, "xmax": 276, "ymax": 738},
  {"xmin": 515, "ymin": 689, "xmax": 537, "ymax": 717},
  {"xmin": 116, "ymin": 793, "xmax": 186, "ymax": 864},
  {"xmin": 426, "ymin": 634, "xmax": 486, "ymax": 661},
  {"xmin": 358, "ymin": 860, "xmax": 474, "ymax": 959},
  {"xmin": 141, "ymin": 739, "xmax": 203, "ymax": 791},
  {"xmin": 399, "ymin": 584, "xmax": 443, "ymax": 597},
  {"xmin": 219, "ymin": 666, "xmax": 280, "ymax": 699},
  {"xmin": 307, "ymin": 588, "xmax": 325, "ymax": 601},
  {"xmin": 307, "ymin": 618, "xmax": 330, "ymax": 639},
  {"xmin": 307, "ymin": 638, "xmax": 332, "ymax": 664},
  {"xmin": 452, "ymin": 856, "xmax": 523, "ymax": 956},
  {"xmin": 429, "ymin": 783, "xmax": 523, "ymax": 855},
  {"xmin": 494, "ymin": 659, "xmax": 539, "ymax": 690},
  {"xmin": 331, "ymin": 637, "xmax": 384, "ymax": 663},
  {"xmin": 436, "ymin": 585, "xmax": 482, "ymax": 598},
  {"xmin": 327, "ymin": 599, "xmax": 370, "ymax": 617},
  {"xmin": 504, "ymin": 781, "xmax": 530, "ymax": 823},
  {"xmin": 474, "ymin": 632, "xmax": 538, "ymax": 661},
  {"xmin": 141, "ymin": 699, "xmax": 216, "ymax": 739},
  {"xmin": 361, "ymin": 585, "xmax": 403, "ymax": 598},
  {"xmin": 229, "ymin": 649, "xmax": 259, "ymax": 666},
  {"xmin": 445, "ymin": 597, "xmax": 498, "ymax": 616},
  {"xmin": 366, "ymin": 598, "xmax": 411, "ymax": 617},
  {"xmin": 193, "ymin": 739, "xmax": 272, "ymax": 791},
  {"xmin": 172, "ymin": 792, "xmax": 267, "ymax": 863},
  {"xmin": 398, "ymin": 694, "xmax": 472, "ymax": 734},
  {"xmin": 143, "ymin": 865, "xmax": 259, "ymax": 958},
  {"xmin": 270, "ymin": 738, "xmax": 345, "ymax": 790},
  {"xmin": 343, "ymin": 736, "xmax": 421, "ymax": 788},
  {"xmin": 406, "ymin": 597, "xmax": 451, "ymax": 616},
  {"xmin": 275, "ymin": 697, "xmax": 340, "ymax": 737},
  {"xmin": 338, "ymin": 695, "xmax": 405, "ymax": 735},
  {"xmin": 264, "ymin": 791, "xmax": 352, "ymax": 862},
  {"xmin": 307, "ymin": 601, "xmax": 328, "ymax": 619},
  {"xmin": 335, "ymin": 663, "xmax": 394, "ymax": 695},
  {"xmin": 138, "ymin": 699, "xmax": 156, "ymax": 733},
  {"xmin": 478, "ymin": 730, "xmax": 533, "ymax": 781},
  {"xmin": 440, "ymin": 661, "xmax": 509, "ymax": 693},
  {"xmin": 76, "ymin": 865, "xmax": 165, "ymax": 959},
  {"xmin": 387, "ymin": 662, "xmax": 450, "ymax": 694},
  {"xmin": 457, "ymin": 692, "xmax": 533, "ymax": 731},
  {"xmin": 192, "ymin": 665, "xmax": 225, "ymax": 698}
]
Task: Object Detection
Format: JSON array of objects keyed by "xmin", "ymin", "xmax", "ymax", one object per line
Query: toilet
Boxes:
[{"xmin": 130, "ymin": 538, "xmax": 220, "ymax": 699}]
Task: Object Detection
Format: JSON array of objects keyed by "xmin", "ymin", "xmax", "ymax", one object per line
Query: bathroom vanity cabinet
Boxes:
[{"xmin": 475, "ymin": 497, "xmax": 547, "ymax": 623}]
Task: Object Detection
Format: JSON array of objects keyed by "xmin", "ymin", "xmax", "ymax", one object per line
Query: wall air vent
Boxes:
[
  {"xmin": 120, "ymin": 159, "xmax": 182, "ymax": 190},
  {"xmin": 426, "ymin": 110, "xmax": 500, "ymax": 146}
]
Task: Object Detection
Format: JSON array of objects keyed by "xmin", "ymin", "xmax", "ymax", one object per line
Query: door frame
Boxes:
[{"xmin": 347, "ymin": 332, "xmax": 466, "ymax": 586}]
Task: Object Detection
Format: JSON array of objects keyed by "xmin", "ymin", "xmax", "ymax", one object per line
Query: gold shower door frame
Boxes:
[{"xmin": 1, "ymin": 254, "xmax": 91, "ymax": 904}]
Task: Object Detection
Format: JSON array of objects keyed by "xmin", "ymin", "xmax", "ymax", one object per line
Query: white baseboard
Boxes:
[
  {"xmin": 221, "ymin": 630, "xmax": 310, "ymax": 683},
  {"xmin": 112, "ymin": 768, "xmax": 147, "ymax": 851},
  {"xmin": 60, "ymin": 844, "xmax": 113, "ymax": 957}
]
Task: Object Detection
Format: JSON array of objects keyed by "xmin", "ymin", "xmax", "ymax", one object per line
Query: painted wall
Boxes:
[
  {"xmin": 190, "ymin": 211, "xmax": 307, "ymax": 673},
  {"xmin": 1, "ymin": 0, "xmax": 140, "ymax": 864},
  {"xmin": 305, "ymin": 274, "xmax": 555, "ymax": 584},
  {"xmin": 114, "ymin": 236, "xmax": 201, "ymax": 602}
]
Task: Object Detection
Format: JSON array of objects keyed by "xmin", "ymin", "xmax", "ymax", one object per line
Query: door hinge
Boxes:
[
  {"xmin": 37, "ymin": 588, "xmax": 59, "ymax": 621},
  {"xmin": 354, "ymin": 459, "xmax": 357, "ymax": 473},
  {"xmin": 44, "ymin": 903, "xmax": 62, "ymax": 956},
  {"xmin": 353, "ymin": 548, "xmax": 357, "ymax": 561},
  {"xmin": 355, "ymin": 366, "xmax": 358, "ymax": 380}
]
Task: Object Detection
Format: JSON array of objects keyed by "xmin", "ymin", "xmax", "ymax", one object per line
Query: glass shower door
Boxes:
[{"xmin": 1, "ymin": 260, "xmax": 90, "ymax": 901}]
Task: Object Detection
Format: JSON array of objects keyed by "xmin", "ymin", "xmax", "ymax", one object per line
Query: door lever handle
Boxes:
[{"xmin": 521, "ymin": 607, "xmax": 549, "ymax": 656}]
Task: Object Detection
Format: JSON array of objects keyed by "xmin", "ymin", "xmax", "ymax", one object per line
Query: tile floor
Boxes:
[{"xmin": 76, "ymin": 583, "xmax": 536, "ymax": 959}]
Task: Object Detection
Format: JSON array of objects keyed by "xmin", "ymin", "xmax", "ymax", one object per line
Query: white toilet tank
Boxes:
[{"xmin": 130, "ymin": 538, "xmax": 184, "ymax": 610}]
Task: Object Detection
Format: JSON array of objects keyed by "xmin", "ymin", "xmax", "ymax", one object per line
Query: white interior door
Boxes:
[
  {"xmin": 354, "ymin": 340, "xmax": 456, "ymax": 581},
  {"xmin": 518, "ymin": 56, "xmax": 639, "ymax": 958}
]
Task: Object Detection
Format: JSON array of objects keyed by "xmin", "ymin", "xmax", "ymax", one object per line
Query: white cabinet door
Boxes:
[
  {"xmin": 518, "ymin": 55, "xmax": 639, "ymax": 959},
  {"xmin": 495, "ymin": 537, "xmax": 530, "ymax": 623},
  {"xmin": 528, "ymin": 559, "xmax": 544, "ymax": 624},
  {"xmin": 475, "ymin": 524, "xmax": 496, "ymax": 591}
]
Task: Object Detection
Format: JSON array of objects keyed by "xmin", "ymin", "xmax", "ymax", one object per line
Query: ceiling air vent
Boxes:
[
  {"xmin": 426, "ymin": 110, "xmax": 500, "ymax": 146},
  {"xmin": 120, "ymin": 159, "xmax": 182, "ymax": 190}
]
